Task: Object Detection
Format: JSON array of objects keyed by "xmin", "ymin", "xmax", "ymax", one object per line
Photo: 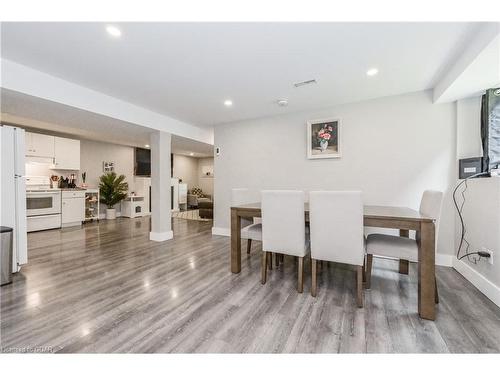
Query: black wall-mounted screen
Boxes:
[{"xmin": 135, "ymin": 148, "xmax": 151, "ymax": 176}]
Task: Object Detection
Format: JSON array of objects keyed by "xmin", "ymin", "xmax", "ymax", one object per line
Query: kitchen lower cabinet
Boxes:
[{"xmin": 62, "ymin": 191, "xmax": 85, "ymax": 227}]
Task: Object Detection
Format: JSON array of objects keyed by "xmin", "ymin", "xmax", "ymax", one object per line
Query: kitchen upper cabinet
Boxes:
[
  {"xmin": 25, "ymin": 132, "xmax": 55, "ymax": 158},
  {"xmin": 53, "ymin": 136, "xmax": 80, "ymax": 170}
]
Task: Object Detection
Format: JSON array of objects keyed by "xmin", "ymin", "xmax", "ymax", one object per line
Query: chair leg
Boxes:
[
  {"xmin": 246, "ymin": 239, "xmax": 252, "ymax": 254},
  {"xmin": 311, "ymin": 258, "xmax": 317, "ymax": 297},
  {"xmin": 365, "ymin": 254, "xmax": 373, "ymax": 289},
  {"xmin": 268, "ymin": 252, "xmax": 273, "ymax": 270},
  {"xmin": 280, "ymin": 254, "xmax": 284, "ymax": 263},
  {"xmin": 399, "ymin": 259, "xmax": 409, "ymax": 275},
  {"xmin": 261, "ymin": 251, "xmax": 268, "ymax": 284},
  {"xmin": 357, "ymin": 265, "xmax": 364, "ymax": 308},
  {"xmin": 275, "ymin": 252, "xmax": 280, "ymax": 266},
  {"xmin": 435, "ymin": 277, "xmax": 439, "ymax": 304},
  {"xmin": 298, "ymin": 256, "xmax": 304, "ymax": 293}
]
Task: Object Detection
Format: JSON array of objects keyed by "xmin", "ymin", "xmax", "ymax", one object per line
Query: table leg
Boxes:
[
  {"xmin": 231, "ymin": 208, "xmax": 241, "ymax": 273},
  {"xmin": 399, "ymin": 229, "xmax": 409, "ymax": 274},
  {"xmin": 418, "ymin": 221, "xmax": 436, "ymax": 320}
]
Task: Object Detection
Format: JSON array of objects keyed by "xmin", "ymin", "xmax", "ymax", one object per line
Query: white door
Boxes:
[
  {"xmin": 62, "ymin": 198, "xmax": 85, "ymax": 224},
  {"xmin": 54, "ymin": 137, "xmax": 80, "ymax": 170}
]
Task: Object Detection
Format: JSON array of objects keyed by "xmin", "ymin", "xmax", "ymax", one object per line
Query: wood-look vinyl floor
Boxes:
[{"xmin": 1, "ymin": 217, "xmax": 500, "ymax": 353}]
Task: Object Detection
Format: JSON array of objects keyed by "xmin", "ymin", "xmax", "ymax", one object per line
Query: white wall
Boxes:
[
  {"xmin": 79, "ymin": 139, "xmax": 135, "ymax": 215},
  {"xmin": 198, "ymin": 157, "xmax": 214, "ymax": 196},
  {"xmin": 172, "ymin": 155, "xmax": 214, "ymax": 196},
  {"xmin": 453, "ymin": 178, "xmax": 500, "ymax": 302},
  {"xmin": 454, "ymin": 95, "xmax": 500, "ymax": 307},
  {"xmin": 173, "ymin": 154, "xmax": 199, "ymax": 190},
  {"xmin": 214, "ymin": 90, "xmax": 457, "ymax": 257},
  {"xmin": 79, "ymin": 140, "xmax": 135, "ymax": 189}
]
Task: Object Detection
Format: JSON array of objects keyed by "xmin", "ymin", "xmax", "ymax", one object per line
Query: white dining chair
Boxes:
[
  {"xmin": 261, "ymin": 190, "xmax": 309, "ymax": 292},
  {"xmin": 231, "ymin": 188, "xmax": 262, "ymax": 254},
  {"xmin": 309, "ymin": 191, "xmax": 365, "ymax": 307},
  {"xmin": 365, "ymin": 190, "xmax": 443, "ymax": 302}
]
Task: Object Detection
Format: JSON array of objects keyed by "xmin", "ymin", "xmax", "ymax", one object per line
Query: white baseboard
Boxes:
[
  {"xmin": 149, "ymin": 231, "xmax": 174, "ymax": 242},
  {"xmin": 212, "ymin": 227, "xmax": 230, "ymax": 236},
  {"xmin": 453, "ymin": 258, "xmax": 500, "ymax": 308},
  {"xmin": 436, "ymin": 254, "xmax": 453, "ymax": 267}
]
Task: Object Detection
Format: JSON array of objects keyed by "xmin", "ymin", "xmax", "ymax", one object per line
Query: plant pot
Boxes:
[
  {"xmin": 106, "ymin": 208, "xmax": 116, "ymax": 220},
  {"xmin": 320, "ymin": 139, "xmax": 329, "ymax": 152}
]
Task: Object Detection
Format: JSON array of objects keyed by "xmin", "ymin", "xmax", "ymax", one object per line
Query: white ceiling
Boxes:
[
  {"xmin": 0, "ymin": 89, "xmax": 214, "ymax": 157},
  {"xmin": 435, "ymin": 32, "xmax": 500, "ymax": 102},
  {"xmin": 1, "ymin": 22, "xmax": 481, "ymax": 127}
]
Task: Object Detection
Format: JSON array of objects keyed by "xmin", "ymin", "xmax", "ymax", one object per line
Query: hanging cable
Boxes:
[{"xmin": 452, "ymin": 171, "xmax": 489, "ymax": 264}]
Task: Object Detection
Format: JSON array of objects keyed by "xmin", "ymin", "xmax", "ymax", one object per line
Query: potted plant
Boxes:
[{"xmin": 99, "ymin": 172, "xmax": 128, "ymax": 220}]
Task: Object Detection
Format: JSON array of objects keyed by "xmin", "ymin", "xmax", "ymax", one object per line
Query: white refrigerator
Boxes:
[{"xmin": 1, "ymin": 125, "xmax": 28, "ymax": 272}]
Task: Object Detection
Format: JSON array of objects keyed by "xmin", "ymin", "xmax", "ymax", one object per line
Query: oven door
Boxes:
[{"xmin": 26, "ymin": 191, "xmax": 61, "ymax": 216}]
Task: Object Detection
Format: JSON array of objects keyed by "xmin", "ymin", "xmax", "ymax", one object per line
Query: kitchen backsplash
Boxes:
[{"xmin": 25, "ymin": 162, "xmax": 80, "ymax": 184}]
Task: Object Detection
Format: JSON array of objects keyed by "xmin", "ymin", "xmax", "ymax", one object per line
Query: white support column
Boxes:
[{"xmin": 149, "ymin": 131, "xmax": 173, "ymax": 242}]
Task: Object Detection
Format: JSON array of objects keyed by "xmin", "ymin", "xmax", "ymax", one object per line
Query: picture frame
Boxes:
[
  {"xmin": 307, "ymin": 118, "xmax": 341, "ymax": 159},
  {"xmin": 103, "ymin": 161, "xmax": 115, "ymax": 173}
]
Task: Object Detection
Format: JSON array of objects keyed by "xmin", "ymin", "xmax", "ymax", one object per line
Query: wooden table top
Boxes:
[{"xmin": 231, "ymin": 203, "xmax": 434, "ymax": 223}]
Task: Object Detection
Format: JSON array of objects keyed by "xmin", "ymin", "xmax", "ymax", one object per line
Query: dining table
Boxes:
[{"xmin": 230, "ymin": 203, "xmax": 437, "ymax": 321}]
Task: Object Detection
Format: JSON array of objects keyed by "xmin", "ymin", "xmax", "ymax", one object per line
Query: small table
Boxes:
[
  {"xmin": 230, "ymin": 203, "xmax": 437, "ymax": 320},
  {"xmin": 122, "ymin": 196, "xmax": 145, "ymax": 218}
]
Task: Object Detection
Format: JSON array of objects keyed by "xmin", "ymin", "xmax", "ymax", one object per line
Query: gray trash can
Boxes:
[{"xmin": 1, "ymin": 226, "xmax": 13, "ymax": 286}]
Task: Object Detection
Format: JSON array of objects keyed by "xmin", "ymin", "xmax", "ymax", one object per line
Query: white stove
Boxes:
[{"xmin": 26, "ymin": 176, "xmax": 61, "ymax": 232}]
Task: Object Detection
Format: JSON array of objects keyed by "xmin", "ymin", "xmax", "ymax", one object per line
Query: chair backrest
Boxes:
[
  {"xmin": 419, "ymin": 190, "xmax": 444, "ymax": 243},
  {"xmin": 309, "ymin": 191, "xmax": 364, "ymax": 266},
  {"xmin": 261, "ymin": 190, "xmax": 306, "ymax": 257}
]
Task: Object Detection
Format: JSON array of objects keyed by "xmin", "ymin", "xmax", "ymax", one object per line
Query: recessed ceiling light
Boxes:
[
  {"xmin": 223, "ymin": 99, "xmax": 233, "ymax": 107},
  {"xmin": 106, "ymin": 25, "xmax": 122, "ymax": 38},
  {"xmin": 277, "ymin": 99, "xmax": 288, "ymax": 107},
  {"xmin": 144, "ymin": 144, "xmax": 150, "ymax": 148},
  {"xmin": 366, "ymin": 68, "xmax": 378, "ymax": 77},
  {"xmin": 189, "ymin": 152, "xmax": 194, "ymax": 156}
]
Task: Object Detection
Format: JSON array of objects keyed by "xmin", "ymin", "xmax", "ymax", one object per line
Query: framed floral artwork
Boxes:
[{"xmin": 307, "ymin": 118, "xmax": 341, "ymax": 159}]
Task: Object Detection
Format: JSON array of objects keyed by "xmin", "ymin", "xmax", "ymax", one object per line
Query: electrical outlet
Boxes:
[{"xmin": 482, "ymin": 247, "xmax": 494, "ymax": 265}]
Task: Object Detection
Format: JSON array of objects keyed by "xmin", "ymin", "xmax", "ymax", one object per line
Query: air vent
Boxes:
[{"xmin": 294, "ymin": 79, "xmax": 317, "ymax": 88}]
